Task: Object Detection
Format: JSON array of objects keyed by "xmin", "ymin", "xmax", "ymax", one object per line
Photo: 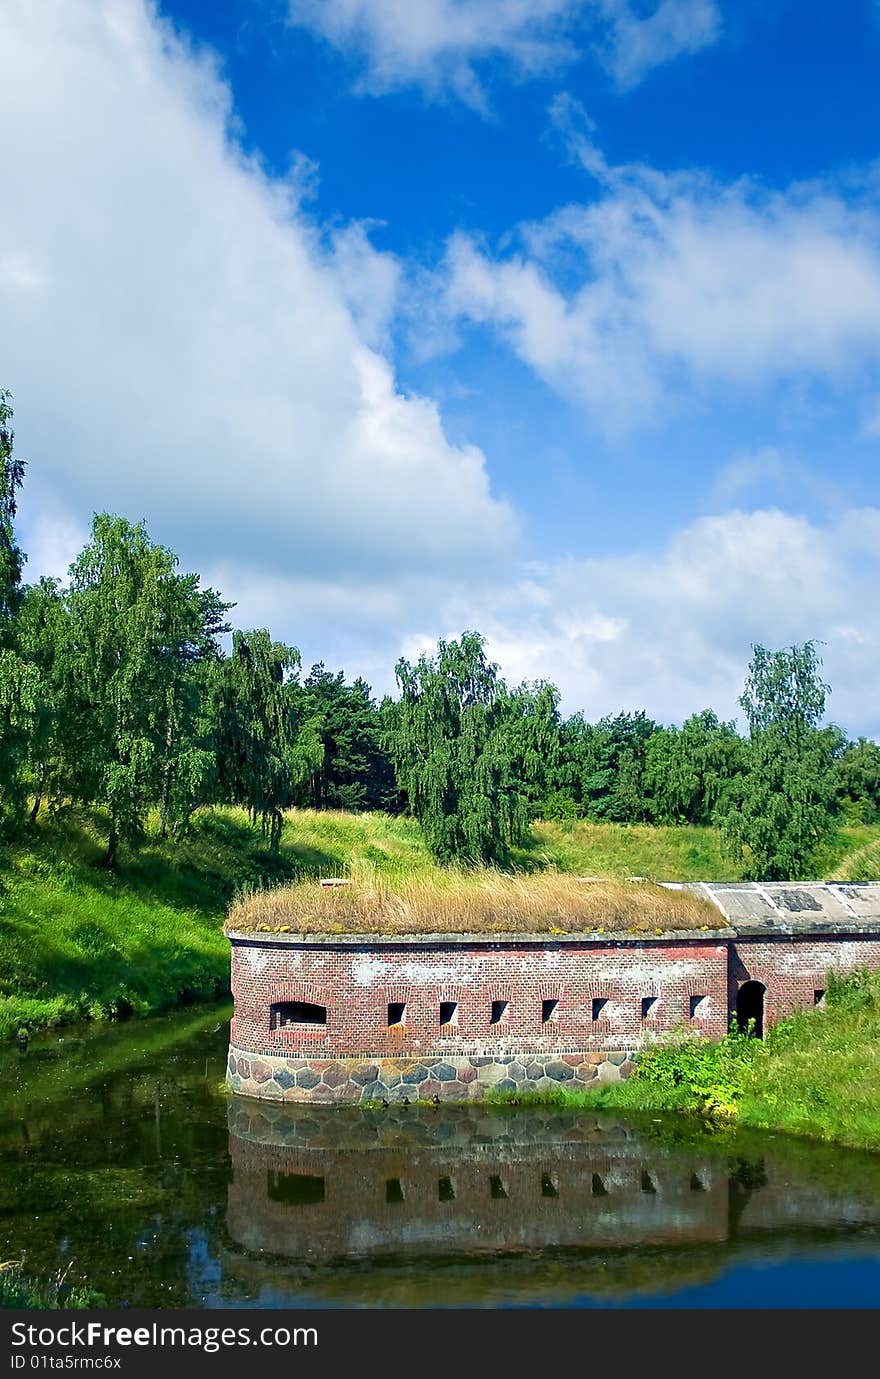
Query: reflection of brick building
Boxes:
[
  {"xmin": 226, "ymin": 1102, "xmax": 729, "ymax": 1262},
  {"xmin": 227, "ymin": 882, "xmax": 880, "ymax": 1103},
  {"xmin": 225, "ymin": 1101, "xmax": 880, "ymax": 1275}
]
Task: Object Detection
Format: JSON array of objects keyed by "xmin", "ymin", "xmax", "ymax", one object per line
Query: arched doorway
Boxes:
[{"xmin": 735, "ymin": 981, "xmax": 766, "ymax": 1038}]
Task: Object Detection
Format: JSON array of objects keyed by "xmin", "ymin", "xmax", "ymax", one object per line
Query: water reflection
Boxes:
[
  {"xmin": 227, "ymin": 1102, "xmax": 731, "ymax": 1260},
  {"xmin": 2, "ymin": 1010, "xmax": 880, "ymax": 1308},
  {"xmin": 223, "ymin": 1099, "xmax": 880, "ymax": 1304}
]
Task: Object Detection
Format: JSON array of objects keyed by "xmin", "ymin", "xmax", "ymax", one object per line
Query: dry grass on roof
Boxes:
[{"xmin": 226, "ymin": 869, "xmax": 722, "ymax": 937}]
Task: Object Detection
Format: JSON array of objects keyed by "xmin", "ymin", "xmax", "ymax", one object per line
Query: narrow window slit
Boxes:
[
  {"xmin": 490, "ymin": 999, "xmax": 508, "ymax": 1025},
  {"xmin": 591, "ymin": 1173, "xmax": 607, "ymax": 1197},
  {"xmin": 387, "ymin": 1002, "xmax": 406, "ymax": 1026},
  {"xmin": 438, "ymin": 1176, "xmax": 455, "ymax": 1201},
  {"xmin": 489, "ymin": 1175, "xmax": 508, "ymax": 1200},
  {"xmin": 591, "ymin": 997, "xmax": 608, "ymax": 1021},
  {"xmin": 641, "ymin": 996, "xmax": 658, "ymax": 1019},
  {"xmin": 641, "ymin": 1170, "xmax": 657, "ymax": 1194},
  {"xmin": 439, "ymin": 1001, "xmax": 458, "ymax": 1027},
  {"xmin": 541, "ymin": 1174, "xmax": 559, "ymax": 1199},
  {"xmin": 385, "ymin": 1178, "xmax": 405, "ymax": 1203}
]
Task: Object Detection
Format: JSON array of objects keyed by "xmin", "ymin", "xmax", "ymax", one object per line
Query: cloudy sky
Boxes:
[{"xmin": 3, "ymin": 0, "xmax": 880, "ymax": 732}]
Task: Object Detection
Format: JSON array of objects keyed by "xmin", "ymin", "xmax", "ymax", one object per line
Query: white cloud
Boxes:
[
  {"xmin": 1, "ymin": 0, "xmax": 516, "ymax": 598},
  {"xmin": 597, "ymin": 0, "xmax": 720, "ymax": 90},
  {"xmin": 5, "ymin": 1, "xmax": 879, "ymax": 743},
  {"xmin": 23, "ymin": 510, "xmax": 90, "ymax": 588},
  {"xmin": 287, "ymin": 0, "xmax": 720, "ymax": 109},
  {"xmin": 328, "ymin": 220, "xmax": 401, "ymax": 349},
  {"xmin": 436, "ymin": 507, "xmax": 880, "ymax": 736},
  {"xmin": 438, "ymin": 102, "xmax": 880, "ymax": 430},
  {"xmin": 252, "ymin": 503, "xmax": 880, "ymax": 740},
  {"xmin": 710, "ymin": 448, "xmax": 845, "ymax": 511}
]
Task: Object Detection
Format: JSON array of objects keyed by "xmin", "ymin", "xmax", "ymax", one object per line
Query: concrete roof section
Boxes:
[{"xmin": 665, "ymin": 881, "xmax": 880, "ymax": 935}]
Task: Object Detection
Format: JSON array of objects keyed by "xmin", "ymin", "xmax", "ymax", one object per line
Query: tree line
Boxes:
[{"xmin": 2, "ymin": 391, "xmax": 878, "ymax": 878}]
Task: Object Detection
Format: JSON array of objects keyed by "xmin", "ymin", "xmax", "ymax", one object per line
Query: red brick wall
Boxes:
[
  {"xmin": 230, "ymin": 936, "xmax": 730, "ymax": 1057},
  {"xmin": 730, "ymin": 935, "xmax": 880, "ymax": 1026},
  {"xmin": 229, "ymin": 931, "xmax": 880, "ymax": 1060}
]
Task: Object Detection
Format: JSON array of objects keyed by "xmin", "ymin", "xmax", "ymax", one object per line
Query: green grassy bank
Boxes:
[
  {"xmin": 1, "ymin": 805, "xmax": 878, "ymax": 1041},
  {"xmin": 489, "ymin": 968, "xmax": 880, "ymax": 1153}
]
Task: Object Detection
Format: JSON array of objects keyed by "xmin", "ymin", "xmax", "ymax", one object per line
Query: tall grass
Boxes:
[
  {"xmin": 227, "ymin": 868, "xmax": 721, "ymax": 935},
  {"xmin": 736, "ymin": 967, "xmax": 880, "ymax": 1147},
  {"xmin": 830, "ymin": 835, "xmax": 880, "ymax": 881},
  {"xmin": 529, "ymin": 819, "xmax": 740, "ymax": 881},
  {"xmin": 0, "ymin": 1260, "xmax": 103, "ymax": 1309}
]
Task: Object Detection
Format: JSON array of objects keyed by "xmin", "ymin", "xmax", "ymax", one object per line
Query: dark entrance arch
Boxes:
[{"xmin": 735, "ymin": 981, "xmax": 766, "ymax": 1038}]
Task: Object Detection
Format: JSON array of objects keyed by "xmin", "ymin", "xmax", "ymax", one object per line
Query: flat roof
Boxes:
[{"xmin": 666, "ymin": 881, "xmax": 880, "ymax": 934}]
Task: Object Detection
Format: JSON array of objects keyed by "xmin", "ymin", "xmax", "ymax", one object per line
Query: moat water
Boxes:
[{"xmin": 3, "ymin": 1005, "xmax": 880, "ymax": 1308}]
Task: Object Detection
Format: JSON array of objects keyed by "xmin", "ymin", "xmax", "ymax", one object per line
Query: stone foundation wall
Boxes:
[{"xmin": 226, "ymin": 1046, "xmax": 638, "ymax": 1103}]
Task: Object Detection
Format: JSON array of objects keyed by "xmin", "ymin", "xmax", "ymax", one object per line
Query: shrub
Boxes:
[{"xmin": 633, "ymin": 1025, "xmax": 757, "ymax": 1118}]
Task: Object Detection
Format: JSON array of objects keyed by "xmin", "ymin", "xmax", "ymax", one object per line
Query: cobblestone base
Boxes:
[{"xmin": 227, "ymin": 1045, "xmax": 639, "ymax": 1102}]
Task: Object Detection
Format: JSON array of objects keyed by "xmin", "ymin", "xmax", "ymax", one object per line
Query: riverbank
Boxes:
[
  {"xmin": 3, "ymin": 805, "xmax": 878, "ymax": 1040},
  {"xmin": 488, "ymin": 967, "xmax": 880, "ymax": 1153}
]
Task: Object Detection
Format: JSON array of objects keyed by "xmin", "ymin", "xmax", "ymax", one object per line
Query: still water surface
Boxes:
[{"xmin": 3, "ymin": 1005, "xmax": 880, "ymax": 1308}]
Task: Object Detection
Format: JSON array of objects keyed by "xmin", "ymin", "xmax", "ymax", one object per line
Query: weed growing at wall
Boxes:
[{"xmin": 631, "ymin": 1027, "xmax": 757, "ymax": 1118}]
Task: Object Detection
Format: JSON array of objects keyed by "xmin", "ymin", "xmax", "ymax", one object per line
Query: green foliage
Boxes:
[
  {"xmin": 0, "ymin": 391, "xmax": 36, "ymax": 827},
  {"xmin": 732, "ymin": 966, "xmax": 880, "ymax": 1149},
  {"xmin": 645, "ymin": 711, "xmax": 748, "ymax": 825},
  {"xmin": 722, "ymin": 642, "xmax": 836, "ymax": 879},
  {"xmin": 57, "ymin": 515, "xmax": 230, "ymax": 863},
  {"xmin": 297, "ymin": 663, "xmax": 397, "ymax": 812},
  {"xmin": 0, "ymin": 806, "xmax": 282, "ymax": 1039},
  {"xmin": 18, "ymin": 578, "xmax": 72, "ymax": 822},
  {"xmin": 555, "ymin": 711, "xmax": 658, "ymax": 822},
  {"xmin": 833, "ymin": 736, "xmax": 880, "ymax": 823},
  {"xmin": 0, "ymin": 390, "xmax": 25, "ymax": 623},
  {"xmin": 212, "ymin": 630, "xmax": 323, "ymax": 852},
  {"xmin": 630, "ymin": 1027, "xmax": 757, "ymax": 1117},
  {"xmin": 833, "ymin": 833, "xmax": 880, "ymax": 881},
  {"xmin": 529, "ymin": 815, "xmax": 745, "ymax": 878},
  {"xmin": 387, "ymin": 632, "xmax": 558, "ymax": 865},
  {"xmin": 503, "ymin": 679, "xmax": 562, "ymax": 816}
]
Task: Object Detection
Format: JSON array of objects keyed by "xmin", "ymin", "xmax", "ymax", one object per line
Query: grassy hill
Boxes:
[{"xmin": 2, "ymin": 805, "xmax": 878, "ymax": 1040}]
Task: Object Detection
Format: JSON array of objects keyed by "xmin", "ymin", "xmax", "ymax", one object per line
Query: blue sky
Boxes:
[{"xmin": 2, "ymin": 1, "xmax": 879, "ymax": 732}]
